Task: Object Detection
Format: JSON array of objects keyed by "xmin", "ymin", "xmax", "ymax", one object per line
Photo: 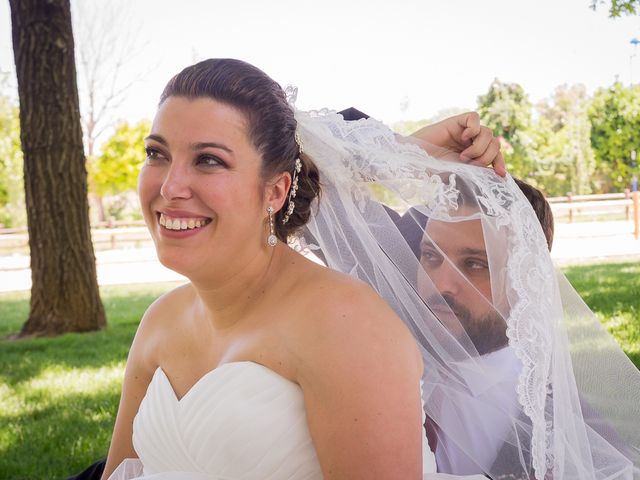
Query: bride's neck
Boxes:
[{"xmin": 189, "ymin": 243, "xmax": 287, "ymax": 331}]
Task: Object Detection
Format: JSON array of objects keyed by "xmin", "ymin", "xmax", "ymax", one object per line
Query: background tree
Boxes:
[
  {"xmin": 477, "ymin": 79, "xmax": 536, "ymax": 180},
  {"xmin": 9, "ymin": 0, "xmax": 105, "ymax": 336},
  {"xmin": 588, "ymin": 82, "xmax": 640, "ymax": 191},
  {"xmin": 73, "ymin": 0, "xmax": 143, "ymax": 222},
  {"xmin": 392, "ymin": 107, "xmax": 467, "ymax": 136},
  {"xmin": 0, "ymin": 85, "xmax": 25, "ymax": 228},
  {"xmin": 89, "ymin": 120, "xmax": 149, "ymax": 220},
  {"xmin": 90, "ymin": 120, "xmax": 149, "ymax": 198},
  {"xmin": 535, "ymin": 84, "xmax": 596, "ymax": 195},
  {"xmin": 590, "ymin": 0, "xmax": 640, "ymax": 16}
]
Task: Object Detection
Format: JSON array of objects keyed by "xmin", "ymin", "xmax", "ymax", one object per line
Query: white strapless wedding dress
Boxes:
[{"xmin": 108, "ymin": 361, "xmax": 484, "ymax": 480}]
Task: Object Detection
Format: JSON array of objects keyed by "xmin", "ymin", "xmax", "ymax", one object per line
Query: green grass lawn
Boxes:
[
  {"xmin": 1, "ymin": 261, "xmax": 639, "ymax": 479},
  {"xmin": 563, "ymin": 261, "xmax": 640, "ymax": 367},
  {"xmin": 0, "ymin": 283, "xmax": 183, "ymax": 479}
]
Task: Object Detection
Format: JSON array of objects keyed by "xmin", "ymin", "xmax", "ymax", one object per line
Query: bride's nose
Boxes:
[{"xmin": 160, "ymin": 162, "xmax": 193, "ymax": 200}]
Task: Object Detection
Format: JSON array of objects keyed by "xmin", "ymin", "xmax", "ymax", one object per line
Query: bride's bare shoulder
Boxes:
[
  {"xmin": 299, "ymin": 266, "xmax": 383, "ymax": 314},
  {"xmin": 289, "ymin": 265, "xmax": 419, "ymax": 366},
  {"xmin": 143, "ymin": 283, "xmax": 194, "ymax": 319},
  {"xmin": 134, "ymin": 284, "xmax": 195, "ymax": 341}
]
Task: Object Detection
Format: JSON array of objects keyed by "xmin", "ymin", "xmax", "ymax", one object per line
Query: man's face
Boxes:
[{"xmin": 418, "ymin": 217, "xmax": 508, "ymax": 355}]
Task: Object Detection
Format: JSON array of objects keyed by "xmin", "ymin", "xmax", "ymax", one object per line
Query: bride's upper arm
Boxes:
[
  {"xmin": 100, "ymin": 295, "xmax": 168, "ymax": 480},
  {"xmin": 296, "ymin": 279, "xmax": 424, "ymax": 480}
]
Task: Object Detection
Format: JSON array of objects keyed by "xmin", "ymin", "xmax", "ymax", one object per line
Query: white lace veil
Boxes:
[{"xmin": 294, "ymin": 108, "xmax": 640, "ymax": 479}]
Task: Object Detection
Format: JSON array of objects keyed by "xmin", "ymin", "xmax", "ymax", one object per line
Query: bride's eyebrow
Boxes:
[
  {"xmin": 145, "ymin": 134, "xmax": 167, "ymax": 145},
  {"xmin": 190, "ymin": 141, "xmax": 234, "ymax": 154}
]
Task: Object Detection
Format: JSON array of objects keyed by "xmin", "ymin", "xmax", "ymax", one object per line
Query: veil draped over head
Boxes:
[{"xmin": 294, "ymin": 108, "xmax": 640, "ymax": 480}]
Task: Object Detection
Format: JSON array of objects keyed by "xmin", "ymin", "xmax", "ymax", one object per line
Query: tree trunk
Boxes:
[{"xmin": 10, "ymin": 0, "xmax": 106, "ymax": 336}]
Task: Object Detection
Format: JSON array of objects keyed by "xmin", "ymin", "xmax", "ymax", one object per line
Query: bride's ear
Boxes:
[{"xmin": 264, "ymin": 171, "xmax": 292, "ymax": 213}]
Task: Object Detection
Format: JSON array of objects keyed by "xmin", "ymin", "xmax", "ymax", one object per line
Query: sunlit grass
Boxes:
[
  {"xmin": 0, "ymin": 263, "xmax": 638, "ymax": 479},
  {"xmin": 563, "ymin": 261, "xmax": 640, "ymax": 366},
  {"xmin": 0, "ymin": 282, "xmax": 181, "ymax": 479}
]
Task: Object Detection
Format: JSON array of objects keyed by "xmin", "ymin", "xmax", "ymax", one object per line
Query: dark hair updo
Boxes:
[{"xmin": 159, "ymin": 58, "xmax": 320, "ymax": 241}]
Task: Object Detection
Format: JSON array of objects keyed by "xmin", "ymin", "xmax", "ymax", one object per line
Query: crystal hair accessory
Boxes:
[
  {"xmin": 282, "ymin": 132, "xmax": 303, "ymax": 225},
  {"xmin": 267, "ymin": 206, "xmax": 277, "ymax": 247}
]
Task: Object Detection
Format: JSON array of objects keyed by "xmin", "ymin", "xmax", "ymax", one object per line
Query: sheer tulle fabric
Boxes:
[{"xmin": 296, "ymin": 109, "xmax": 640, "ymax": 479}]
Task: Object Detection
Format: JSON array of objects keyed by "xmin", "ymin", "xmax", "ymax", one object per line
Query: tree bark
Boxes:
[{"xmin": 10, "ymin": 0, "xmax": 106, "ymax": 336}]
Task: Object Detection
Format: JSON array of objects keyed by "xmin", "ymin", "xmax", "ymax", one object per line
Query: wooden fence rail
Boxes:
[
  {"xmin": 1, "ymin": 192, "xmax": 639, "ymax": 255},
  {"xmin": 548, "ymin": 189, "xmax": 639, "ymax": 234},
  {"xmin": 0, "ymin": 222, "xmax": 152, "ymax": 255}
]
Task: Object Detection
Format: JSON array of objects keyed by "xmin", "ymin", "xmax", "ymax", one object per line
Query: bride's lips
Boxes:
[{"xmin": 155, "ymin": 209, "xmax": 213, "ymax": 238}]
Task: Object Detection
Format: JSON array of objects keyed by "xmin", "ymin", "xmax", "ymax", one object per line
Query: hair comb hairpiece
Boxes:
[{"xmin": 282, "ymin": 132, "xmax": 303, "ymax": 225}]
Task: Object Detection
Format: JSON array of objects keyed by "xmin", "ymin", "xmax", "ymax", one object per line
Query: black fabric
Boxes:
[
  {"xmin": 337, "ymin": 107, "xmax": 370, "ymax": 121},
  {"xmin": 395, "ymin": 207, "xmax": 429, "ymax": 260},
  {"xmin": 66, "ymin": 458, "xmax": 105, "ymax": 480}
]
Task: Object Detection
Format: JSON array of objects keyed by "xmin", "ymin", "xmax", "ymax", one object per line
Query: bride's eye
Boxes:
[
  {"xmin": 197, "ymin": 154, "xmax": 226, "ymax": 168},
  {"xmin": 144, "ymin": 147, "xmax": 166, "ymax": 163}
]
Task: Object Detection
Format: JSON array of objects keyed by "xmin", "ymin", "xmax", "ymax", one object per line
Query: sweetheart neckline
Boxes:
[{"xmin": 155, "ymin": 361, "xmax": 299, "ymax": 403}]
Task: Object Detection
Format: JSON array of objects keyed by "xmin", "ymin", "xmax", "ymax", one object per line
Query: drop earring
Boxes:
[{"xmin": 267, "ymin": 206, "xmax": 277, "ymax": 247}]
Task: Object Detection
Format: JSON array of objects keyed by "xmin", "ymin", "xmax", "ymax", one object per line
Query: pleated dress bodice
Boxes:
[
  {"xmin": 132, "ymin": 361, "xmax": 323, "ymax": 479},
  {"xmin": 111, "ymin": 360, "xmax": 440, "ymax": 479}
]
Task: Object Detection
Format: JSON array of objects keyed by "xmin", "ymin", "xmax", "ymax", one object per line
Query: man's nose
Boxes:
[
  {"xmin": 431, "ymin": 259, "xmax": 463, "ymax": 297},
  {"xmin": 160, "ymin": 162, "xmax": 193, "ymax": 201}
]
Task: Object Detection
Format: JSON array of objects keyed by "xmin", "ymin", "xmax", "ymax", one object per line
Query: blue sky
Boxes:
[{"xmin": 1, "ymin": 0, "xmax": 639, "ymax": 128}]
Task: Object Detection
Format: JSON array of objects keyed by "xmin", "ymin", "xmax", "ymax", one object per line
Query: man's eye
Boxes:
[
  {"xmin": 465, "ymin": 259, "xmax": 488, "ymax": 271},
  {"xmin": 420, "ymin": 249, "xmax": 442, "ymax": 265}
]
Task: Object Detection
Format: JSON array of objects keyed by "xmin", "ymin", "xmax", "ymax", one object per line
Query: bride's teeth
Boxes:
[{"xmin": 160, "ymin": 214, "xmax": 209, "ymax": 231}]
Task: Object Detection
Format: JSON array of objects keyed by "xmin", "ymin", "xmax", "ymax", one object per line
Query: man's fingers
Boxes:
[
  {"xmin": 459, "ymin": 112, "xmax": 480, "ymax": 142},
  {"xmin": 460, "ymin": 127, "xmax": 493, "ymax": 160},
  {"xmin": 493, "ymin": 150, "xmax": 507, "ymax": 177},
  {"xmin": 466, "ymin": 137, "xmax": 501, "ymax": 169},
  {"xmin": 460, "ymin": 135, "xmax": 507, "ymax": 177},
  {"xmin": 468, "ymin": 149, "xmax": 507, "ymax": 177}
]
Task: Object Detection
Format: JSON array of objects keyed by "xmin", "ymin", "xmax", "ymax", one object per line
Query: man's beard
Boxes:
[{"xmin": 432, "ymin": 293, "xmax": 509, "ymax": 356}]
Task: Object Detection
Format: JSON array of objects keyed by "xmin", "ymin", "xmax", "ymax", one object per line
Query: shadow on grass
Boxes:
[
  {"xmin": 0, "ymin": 324, "xmax": 135, "ymax": 389},
  {"xmin": 0, "ymin": 388, "xmax": 118, "ymax": 479},
  {"xmin": 0, "ymin": 284, "xmax": 180, "ymax": 389}
]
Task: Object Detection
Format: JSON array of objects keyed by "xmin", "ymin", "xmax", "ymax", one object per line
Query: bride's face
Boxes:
[{"xmin": 138, "ymin": 96, "xmax": 267, "ymax": 279}]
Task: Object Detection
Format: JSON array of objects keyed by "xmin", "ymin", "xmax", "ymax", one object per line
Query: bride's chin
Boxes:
[{"xmin": 155, "ymin": 250, "xmax": 202, "ymax": 278}]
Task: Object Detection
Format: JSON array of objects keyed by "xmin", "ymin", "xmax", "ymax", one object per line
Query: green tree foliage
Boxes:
[
  {"xmin": 477, "ymin": 79, "xmax": 536, "ymax": 179},
  {"xmin": 588, "ymin": 82, "xmax": 640, "ymax": 191},
  {"xmin": 90, "ymin": 120, "xmax": 150, "ymax": 198},
  {"xmin": 534, "ymin": 84, "xmax": 596, "ymax": 195},
  {"xmin": 0, "ymin": 91, "xmax": 25, "ymax": 228},
  {"xmin": 590, "ymin": 0, "xmax": 639, "ymax": 16},
  {"xmin": 392, "ymin": 107, "xmax": 467, "ymax": 136}
]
